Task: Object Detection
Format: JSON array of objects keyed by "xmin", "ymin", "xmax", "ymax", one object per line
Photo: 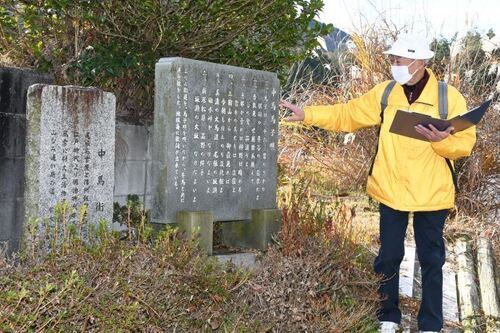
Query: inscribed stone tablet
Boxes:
[
  {"xmin": 25, "ymin": 85, "xmax": 115, "ymax": 230},
  {"xmin": 152, "ymin": 58, "xmax": 280, "ymax": 223}
]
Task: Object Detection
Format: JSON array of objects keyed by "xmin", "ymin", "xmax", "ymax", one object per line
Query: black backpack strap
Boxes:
[
  {"xmin": 445, "ymin": 158, "xmax": 459, "ymax": 192},
  {"xmin": 438, "ymin": 81, "xmax": 458, "ymax": 192},
  {"xmin": 368, "ymin": 80, "xmax": 396, "ymax": 176}
]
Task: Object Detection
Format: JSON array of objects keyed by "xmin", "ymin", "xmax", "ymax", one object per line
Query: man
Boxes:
[{"xmin": 280, "ymin": 34, "xmax": 476, "ymax": 332}]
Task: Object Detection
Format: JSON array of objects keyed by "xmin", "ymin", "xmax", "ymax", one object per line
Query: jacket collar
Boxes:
[{"xmin": 412, "ymin": 68, "xmax": 439, "ymax": 107}]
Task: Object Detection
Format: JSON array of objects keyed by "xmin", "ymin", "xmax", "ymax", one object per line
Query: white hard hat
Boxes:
[{"xmin": 383, "ymin": 34, "xmax": 435, "ymax": 59}]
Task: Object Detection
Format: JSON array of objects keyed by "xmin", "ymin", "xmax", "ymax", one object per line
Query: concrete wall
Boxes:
[
  {"xmin": 0, "ymin": 67, "xmax": 53, "ymax": 255},
  {"xmin": 114, "ymin": 121, "xmax": 153, "ymax": 209}
]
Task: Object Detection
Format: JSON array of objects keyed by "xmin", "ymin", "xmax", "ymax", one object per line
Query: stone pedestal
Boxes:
[
  {"xmin": 221, "ymin": 208, "xmax": 281, "ymax": 251},
  {"xmin": 176, "ymin": 211, "xmax": 213, "ymax": 255}
]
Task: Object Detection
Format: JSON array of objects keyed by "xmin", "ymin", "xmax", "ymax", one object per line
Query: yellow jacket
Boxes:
[{"xmin": 303, "ymin": 69, "xmax": 476, "ymax": 211}]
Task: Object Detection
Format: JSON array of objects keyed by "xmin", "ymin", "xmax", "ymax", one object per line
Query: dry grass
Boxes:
[
  {"xmin": 1, "ymin": 233, "xmax": 246, "ymax": 332},
  {"xmin": 0, "ymin": 185, "xmax": 381, "ymax": 332}
]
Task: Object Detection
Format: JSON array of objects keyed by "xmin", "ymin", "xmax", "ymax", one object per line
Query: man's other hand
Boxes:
[
  {"xmin": 280, "ymin": 100, "xmax": 305, "ymax": 122},
  {"xmin": 414, "ymin": 124, "xmax": 454, "ymax": 142}
]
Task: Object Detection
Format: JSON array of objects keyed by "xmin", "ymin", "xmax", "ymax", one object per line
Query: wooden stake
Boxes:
[
  {"xmin": 477, "ymin": 237, "xmax": 500, "ymax": 332},
  {"xmin": 455, "ymin": 237, "xmax": 481, "ymax": 332}
]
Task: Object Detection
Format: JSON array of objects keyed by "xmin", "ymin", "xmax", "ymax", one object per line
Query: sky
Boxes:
[{"xmin": 318, "ymin": 0, "xmax": 500, "ymax": 40}]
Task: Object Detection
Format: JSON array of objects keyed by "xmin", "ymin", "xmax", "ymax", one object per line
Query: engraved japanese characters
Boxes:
[
  {"xmin": 152, "ymin": 58, "xmax": 279, "ymax": 223},
  {"xmin": 25, "ymin": 85, "xmax": 115, "ymax": 230}
]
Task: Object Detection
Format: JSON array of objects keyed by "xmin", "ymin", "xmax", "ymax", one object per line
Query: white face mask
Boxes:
[{"xmin": 391, "ymin": 59, "xmax": 418, "ymax": 85}]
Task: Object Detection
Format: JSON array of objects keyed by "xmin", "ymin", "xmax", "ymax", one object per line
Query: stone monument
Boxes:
[
  {"xmin": 0, "ymin": 67, "xmax": 53, "ymax": 254},
  {"xmin": 25, "ymin": 85, "xmax": 116, "ymax": 235},
  {"xmin": 152, "ymin": 57, "xmax": 281, "ymax": 253}
]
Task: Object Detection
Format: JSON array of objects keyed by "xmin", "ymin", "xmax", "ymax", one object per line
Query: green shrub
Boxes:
[{"xmin": 0, "ymin": 0, "xmax": 332, "ymax": 119}]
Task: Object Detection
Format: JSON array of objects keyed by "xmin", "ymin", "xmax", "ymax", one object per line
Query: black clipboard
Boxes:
[{"xmin": 389, "ymin": 99, "xmax": 491, "ymax": 141}]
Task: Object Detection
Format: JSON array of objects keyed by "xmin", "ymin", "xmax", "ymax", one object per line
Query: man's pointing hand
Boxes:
[{"xmin": 280, "ymin": 100, "xmax": 305, "ymax": 122}]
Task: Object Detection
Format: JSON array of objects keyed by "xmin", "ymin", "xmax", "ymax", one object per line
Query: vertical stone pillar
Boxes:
[{"xmin": 25, "ymin": 84, "xmax": 116, "ymax": 240}]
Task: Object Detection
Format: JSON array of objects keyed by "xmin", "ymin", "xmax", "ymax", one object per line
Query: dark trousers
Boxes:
[{"xmin": 374, "ymin": 203, "xmax": 448, "ymax": 331}]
